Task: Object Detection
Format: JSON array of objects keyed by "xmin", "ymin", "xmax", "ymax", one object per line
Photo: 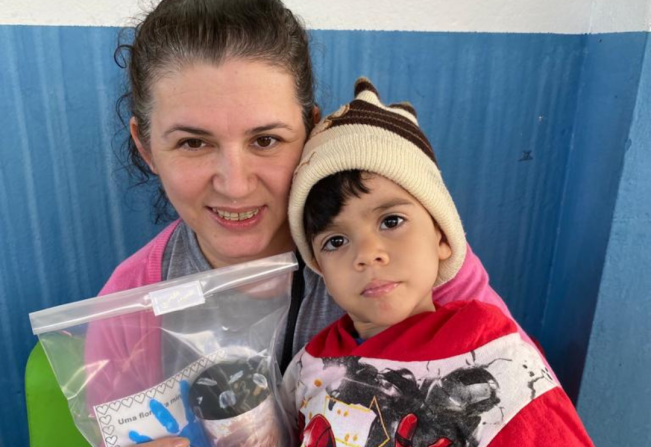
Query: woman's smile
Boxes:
[
  {"xmin": 209, "ymin": 206, "xmax": 261, "ymax": 221},
  {"xmin": 207, "ymin": 205, "xmax": 265, "ymax": 229},
  {"xmin": 138, "ymin": 59, "xmax": 307, "ymax": 267}
]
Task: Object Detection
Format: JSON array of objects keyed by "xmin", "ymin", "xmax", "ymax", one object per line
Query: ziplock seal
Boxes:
[{"xmin": 30, "ymin": 252, "xmax": 297, "ymax": 335}]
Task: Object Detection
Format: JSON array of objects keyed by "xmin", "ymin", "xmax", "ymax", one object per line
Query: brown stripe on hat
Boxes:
[{"xmin": 327, "ymin": 99, "xmax": 438, "ymax": 165}]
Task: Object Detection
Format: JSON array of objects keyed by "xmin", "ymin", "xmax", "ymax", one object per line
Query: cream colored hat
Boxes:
[{"xmin": 289, "ymin": 77, "xmax": 466, "ymax": 287}]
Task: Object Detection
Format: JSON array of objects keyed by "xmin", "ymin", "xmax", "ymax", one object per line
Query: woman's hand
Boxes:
[{"xmin": 139, "ymin": 437, "xmax": 189, "ymax": 447}]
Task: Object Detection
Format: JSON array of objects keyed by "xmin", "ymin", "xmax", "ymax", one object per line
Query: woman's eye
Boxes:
[
  {"xmin": 380, "ymin": 215, "xmax": 404, "ymax": 230},
  {"xmin": 322, "ymin": 235, "xmax": 348, "ymax": 252},
  {"xmin": 253, "ymin": 136, "xmax": 280, "ymax": 149},
  {"xmin": 180, "ymin": 138, "xmax": 206, "ymax": 150}
]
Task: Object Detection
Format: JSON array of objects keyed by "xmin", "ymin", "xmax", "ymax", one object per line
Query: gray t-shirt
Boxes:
[{"xmin": 160, "ymin": 221, "xmax": 344, "ymax": 375}]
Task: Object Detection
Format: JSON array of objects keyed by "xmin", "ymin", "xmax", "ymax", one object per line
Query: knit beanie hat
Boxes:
[{"xmin": 289, "ymin": 77, "xmax": 467, "ymax": 287}]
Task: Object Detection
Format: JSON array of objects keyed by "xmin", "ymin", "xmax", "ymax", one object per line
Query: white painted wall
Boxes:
[{"xmin": 0, "ymin": 0, "xmax": 648, "ymax": 33}]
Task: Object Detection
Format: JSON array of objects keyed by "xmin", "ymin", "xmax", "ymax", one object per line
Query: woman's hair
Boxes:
[{"xmin": 115, "ymin": 0, "xmax": 316, "ymax": 222}]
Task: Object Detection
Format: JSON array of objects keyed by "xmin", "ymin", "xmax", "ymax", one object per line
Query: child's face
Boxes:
[{"xmin": 311, "ymin": 175, "xmax": 452, "ymax": 339}]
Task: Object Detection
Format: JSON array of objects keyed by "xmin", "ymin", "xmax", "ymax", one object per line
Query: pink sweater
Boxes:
[
  {"xmin": 85, "ymin": 220, "xmax": 547, "ymax": 407},
  {"xmin": 85, "ymin": 221, "xmax": 180, "ymax": 407}
]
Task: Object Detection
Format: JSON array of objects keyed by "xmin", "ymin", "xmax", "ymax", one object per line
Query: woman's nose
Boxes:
[
  {"xmin": 211, "ymin": 147, "xmax": 257, "ymax": 199},
  {"xmin": 354, "ymin": 236, "xmax": 389, "ymax": 270}
]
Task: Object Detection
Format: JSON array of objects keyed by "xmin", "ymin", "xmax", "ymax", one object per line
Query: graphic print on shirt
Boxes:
[{"xmin": 293, "ymin": 334, "xmax": 556, "ymax": 447}]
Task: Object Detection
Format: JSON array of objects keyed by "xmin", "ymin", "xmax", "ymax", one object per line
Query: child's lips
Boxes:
[{"xmin": 361, "ymin": 280, "xmax": 400, "ymax": 298}]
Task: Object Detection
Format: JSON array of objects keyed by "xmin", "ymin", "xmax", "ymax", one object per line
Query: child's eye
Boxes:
[
  {"xmin": 179, "ymin": 138, "xmax": 207, "ymax": 150},
  {"xmin": 252, "ymin": 135, "xmax": 280, "ymax": 149},
  {"xmin": 380, "ymin": 215, "xmax": 404, "ymax": 230},
  {"xmin": 322, "ymin": 235, "xmax": 348, "ymax": 252}
]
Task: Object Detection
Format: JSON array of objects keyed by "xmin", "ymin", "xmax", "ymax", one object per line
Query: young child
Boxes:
[{"xmin": 282, "ymin": 78, "xmax": 594, "ymax": 447}]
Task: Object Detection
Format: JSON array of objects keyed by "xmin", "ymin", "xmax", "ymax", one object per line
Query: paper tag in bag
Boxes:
[
  {"xmin": 150, "ymin": 281, "xmax": 205, "ymax": 316},
  {"xmin": 93, "ymin": 352, "xmax": 220, "ymax": 447}
]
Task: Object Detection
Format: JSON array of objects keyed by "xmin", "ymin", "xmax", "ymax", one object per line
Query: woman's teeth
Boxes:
[{"xmin": 213, "ymin": 208, "xmax": 260, "ymax": 221}]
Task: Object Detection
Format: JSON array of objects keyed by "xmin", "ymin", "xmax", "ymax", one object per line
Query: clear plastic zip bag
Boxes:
[{"xmin": 29, "ymin": 252, "xmax": 297, "ymax": 447}]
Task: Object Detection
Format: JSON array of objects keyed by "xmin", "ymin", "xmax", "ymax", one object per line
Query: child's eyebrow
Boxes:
[
  {"xmin": 373, "ymin": 199, "xmax": 413, "ymax": 213},
  {"xmin": 314, "ymin": 222, "xmax": 340, "ymax": 238}
]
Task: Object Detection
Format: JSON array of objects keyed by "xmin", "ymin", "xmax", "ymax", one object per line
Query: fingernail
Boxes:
[{"xmin": 173, "ymin": 440, "xmax": 189, "ymax": 447}]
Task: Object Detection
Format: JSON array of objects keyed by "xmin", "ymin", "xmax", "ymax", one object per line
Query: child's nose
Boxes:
[{"xmin": 354, "ymin": 237, "xmax": 389, "ymax": 270}]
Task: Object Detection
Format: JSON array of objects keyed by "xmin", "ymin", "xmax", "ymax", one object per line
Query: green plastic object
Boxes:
[{"xmin": 25, "ymin": 341, "xmax": 91, "ymax": 446}]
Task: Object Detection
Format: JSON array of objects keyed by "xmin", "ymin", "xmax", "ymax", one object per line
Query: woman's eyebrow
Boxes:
[
  {"xmin": 163, "ymin": 125, "xmax": 213, "ymax": 138},
  {"xmin": 162, "ymin": 122, "xmax": 293, "ymax": 138},
  {"xmin": 247, "ymin": 122, "xmax": 293, "ymax": 134}
]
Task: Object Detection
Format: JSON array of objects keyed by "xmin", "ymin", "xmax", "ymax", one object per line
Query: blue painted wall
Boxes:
[
  {"xmin": 539, "ymin": 32, "xmax": 648, "ymax": 399},
  {"xmin": 0, "ymin": 26, "xmax": 647, "ymax": 445},
  {"xmin": 577, "ymin": 33, "xmax": 651, "ymax": 446},
  {"xmin": 314, "ymin": 32, "xmax": 586, "ymax": 341},
  {"xmin": 0, "ymin": 26, "xmax": 164, "ymax": 446}
]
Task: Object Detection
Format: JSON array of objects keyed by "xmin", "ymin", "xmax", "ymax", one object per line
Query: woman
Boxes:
[{"xmin": 87, "ymin": 0, "xmax": 529, "ymax": 446}]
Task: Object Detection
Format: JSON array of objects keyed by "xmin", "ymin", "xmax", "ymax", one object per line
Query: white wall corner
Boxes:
[{"xmin": 0, "ymin": 0, "xmax": 649, "ymax": 33}]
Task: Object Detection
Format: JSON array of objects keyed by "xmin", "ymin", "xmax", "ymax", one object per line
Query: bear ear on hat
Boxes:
[
  {"xmin": 354, "ymin": 77, "xmax": 380, "ymax": 97},
  {"xmin": 389, "ymin": 101, "xmax": 418, "ymax": 118}
]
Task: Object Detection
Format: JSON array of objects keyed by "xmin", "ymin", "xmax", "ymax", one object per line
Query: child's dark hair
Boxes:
[
  {"xmin": 303, "ymin": 170, "xmax": 448, "ymax": 256},
  {"xmin": 303, "ymin": 170, "xmax": 370, "ymax": 254}
]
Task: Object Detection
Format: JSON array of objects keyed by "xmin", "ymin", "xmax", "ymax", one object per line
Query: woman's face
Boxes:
[{"xmin": 132, "ymin": 59, "xmax": 307, "ymax": 267}]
